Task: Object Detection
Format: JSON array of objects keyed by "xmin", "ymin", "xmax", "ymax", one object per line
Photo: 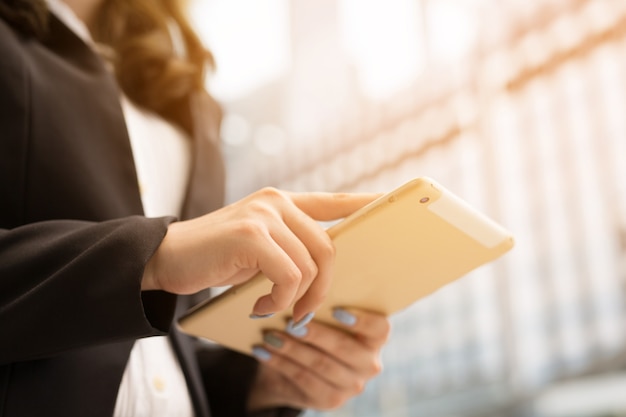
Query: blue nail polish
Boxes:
[
  {"xmin": 291, "ymin": 312, "xmax": 314, "ymax": 330},
  {"xmin": 263, "ymin": 332, "xmax": 284, "ymax": 349},
  {"xmin": 285, "ymin": 321, "xmax": 309, "ymax": 338},
  {"xmin": 251, "ymin": 346, "xmax": 272, "ymax": 362},
  {"xmin": 249, "ymin": 313, "xmax": 275, "ymax": 319},
  {"xmin": 332, "ymin": 308, "xmax": 357, "ymax": 326}
]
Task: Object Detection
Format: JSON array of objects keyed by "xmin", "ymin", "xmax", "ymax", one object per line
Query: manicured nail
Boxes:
[
  {"xmin": 291, "ymin": 312, "xmax": 314, "ymax": 330},
  {"xmin": 263, "ymin": 332, "xmax": 284, "ymax": 349},
  {"xmin": 285, "ymin": 319, "xmax": 309, "ymax": 338},
  {"xmin": 332, "ymin": 308, "xmax": 357, "ymax": 326},
  {"xmin": 249, "ymin": 313, "xmax": 275, "ymax": 319},
  {"xmin": 251, "ymin": 346, "xmax": 272, "ymax": 362}
]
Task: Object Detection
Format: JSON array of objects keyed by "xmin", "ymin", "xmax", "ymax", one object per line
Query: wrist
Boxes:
[
  {"xmin": 141, "ymin": 255, "xmax": 160, "ymax": 291},
  {"xmin": 142, "ymin": 221, "xmax": 177, "ymax": 292}
]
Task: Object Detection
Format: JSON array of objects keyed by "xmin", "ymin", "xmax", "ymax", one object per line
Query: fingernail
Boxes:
[
  {"xmin": 285, "ymin": 320, "xmax": 309, "ymax": 338},
  {"xmin": 292, "ymin": 312, "xmax": 314, "ymax": 330},
  {"xmin": 333, "ymin": 308, "xmax": 357, "ymax": 326},
  {"xmin": 249, "ymin": 313, "xmax": 275, "ymax": 319},
  {"xmin": 251, "ymin": 346, "xmax": 272, "ymax": 362},
  {"xmin": 263, "ymin": 332, "xmax": 284, "ymax": 349}
]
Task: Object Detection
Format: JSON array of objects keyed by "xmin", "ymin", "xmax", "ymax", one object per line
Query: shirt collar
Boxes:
[{"xmin": 45, "ymin": 0, "xmax": 95, "ymax": 47}]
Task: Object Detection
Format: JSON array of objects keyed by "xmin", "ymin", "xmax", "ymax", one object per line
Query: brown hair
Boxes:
[
  {"xmin": 0, "ymin": 0, "xmax": 48, "ymax": 37},
  {"xmin": 91, "ymin": 0, "xmax": 215, "ymax": 129}
]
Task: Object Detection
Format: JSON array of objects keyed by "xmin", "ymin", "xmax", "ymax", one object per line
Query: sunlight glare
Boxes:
[
  {"xmin": 339, "ymin": 0, "xmax": 425, "ymax": 100},
  {"xmin": 427, "ymin": 0, "xmax": 478, "ymax": 62},
  {"xmin": 189, "ymin": 0, "xmax": 291, "ymax": 101}
]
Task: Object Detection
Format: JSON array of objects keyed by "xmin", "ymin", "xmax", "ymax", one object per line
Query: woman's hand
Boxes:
[
  {"xmin": 246, "ymin": 308, "xmax": 390, "ymax": 411},
  {"xmin": 142, "ymin": 188, "xmax": 379, "ymax": 320}
]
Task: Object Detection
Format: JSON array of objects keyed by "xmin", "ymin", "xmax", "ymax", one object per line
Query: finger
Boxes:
[
  {"xmin": 261, "ymin": 331, "xmax": 359, "ymax": 391},
  {"xmin": 282, "ymin": 192, "xmax": 381, "ymax": 319},
  {"xmin": 289, "ymin": 192, "xmax": 382, "ymax": 221},
  {"xmin": 264, "ymin": 221, "xmax": 319, "ymax": 320},
  {"xmin": 252, "ymin": 345, "xmax": 361, "ymax": 410},
  {"xmin": 280, "ymin": 206, "xmax": 335, "ymax": 321},
  {"xmin": 249, "ymin": 234, "xmax": 302, "ymax": 315},
  {"xmin": 330, "ymin": 308, "xmax": 391, "ymax": 349},
  {"xmin": 283, "ymin": 320, "xmax": 384, "ymax": 379}
]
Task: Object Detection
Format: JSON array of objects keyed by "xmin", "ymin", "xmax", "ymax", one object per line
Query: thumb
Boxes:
[{"xmin": 289, "ymin": 192, "xmax": 382, "ymax": 221}]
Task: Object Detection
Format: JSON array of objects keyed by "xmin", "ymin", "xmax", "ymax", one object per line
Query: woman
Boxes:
[{"xmin": 0, "ymin": 0, "xmax": 391, "ymax": 416}]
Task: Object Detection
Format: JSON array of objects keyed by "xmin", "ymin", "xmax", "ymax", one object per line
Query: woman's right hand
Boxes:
[{"xmin": 142, "ymin": 187, "xmax": 379, "ymax": 321}]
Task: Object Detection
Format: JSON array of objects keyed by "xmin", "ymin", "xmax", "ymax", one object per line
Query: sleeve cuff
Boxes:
[{"xmin": 140, "ymin": 290, "xmax": 178, "ymax": 333}]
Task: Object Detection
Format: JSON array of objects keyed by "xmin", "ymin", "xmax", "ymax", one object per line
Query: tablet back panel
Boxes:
[{"xmin": 178, "ymin": 177, "xmax": 514, "ymax": 355}]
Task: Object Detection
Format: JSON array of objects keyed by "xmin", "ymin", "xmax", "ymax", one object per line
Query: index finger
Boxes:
[
  {"xmin": 250, "ymin": 237, "xmax": 303, "ymax": 315},
  {"xmin": 289, "ymin": 192, "xmax": 383, "ymax": 221}
]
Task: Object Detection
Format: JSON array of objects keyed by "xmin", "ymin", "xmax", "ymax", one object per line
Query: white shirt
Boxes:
[
  {"xmin": 47, "ymin": 2, "xmax": 195, "ymax": 416},
  {"xmin": 115, "ymin": 96, "xmax": 194, "ymax": 417}
]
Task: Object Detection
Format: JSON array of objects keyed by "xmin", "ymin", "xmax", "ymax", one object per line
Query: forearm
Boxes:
[{"xmin": 0, "ymin": 215, "xmax": 177, "ymax": 364}]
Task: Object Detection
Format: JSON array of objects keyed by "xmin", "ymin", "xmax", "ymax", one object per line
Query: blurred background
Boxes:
[{"xmin": 190, "ymin": 0, "xmax": 626, "ymax": 416}]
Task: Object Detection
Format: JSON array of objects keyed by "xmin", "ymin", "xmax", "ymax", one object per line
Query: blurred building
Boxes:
[{"xmin": 191, "ymin": 0, "xmax": 626, "ymax": 416}]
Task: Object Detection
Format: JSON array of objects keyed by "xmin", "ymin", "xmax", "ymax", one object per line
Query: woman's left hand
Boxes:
[{"xmin": 246, "ymin": 308, "xmax": 390, "ymax": 412}]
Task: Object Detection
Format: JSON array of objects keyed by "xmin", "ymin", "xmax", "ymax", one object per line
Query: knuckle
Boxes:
[
  {"xmin": 236, "ymin": 218, "xmax": 267, "ymax": 239},
  {"xmin": 353, "ymin": 379, "xmax": 366, "ymax": 395},
  {"xmin": 291, "ymin": 367, "xmax": 313, "ymax": 389},
  {"xmin": 283, "ymin": 267, "xmax": 302, "ymax": 286},
  {"xmin": 332, "ymin": 192, "xmax": 352, "ymax": 201},
  {"xmin": 319, "ymin": 239, "xmax": 336, "ymax": 260},
  {"xmin": 257, "ymin": 186, "xmax": 287, "ymax": 202},
  {"xmin": 309, "ymin": 354, "xmax": 333, "ymax": 375},
  {"xmin": 368, "ymin": 358, "xmax": 383, "ymax": 377},
  {"xmin": 302, "ymin": 258, "xmax": 318, "ymax": 282},
  {"xmin": 246, "ymin": 199, "xmax": 275, "ymax": 219},
  {"xmin": 329, "ymin": 337, "xmax": 353, "ymax": 358}
]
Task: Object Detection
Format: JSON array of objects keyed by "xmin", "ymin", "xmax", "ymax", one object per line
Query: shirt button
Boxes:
[{"xmin": 152, "ymin": 376, "xmax": 166, "ymax": 392}]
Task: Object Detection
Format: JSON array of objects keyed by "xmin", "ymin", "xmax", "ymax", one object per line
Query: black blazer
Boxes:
[{"xmin": 0, "ymin": 12, "xmax": 297, "ymax": 417}]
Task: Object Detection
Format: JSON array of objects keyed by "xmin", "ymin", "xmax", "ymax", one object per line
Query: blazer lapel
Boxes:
[
  {"xmin": 180, "ymin": 91, "xmax": 226, "ymax": 220},
  {"xmin": 171, "ymin": 297, "xmax": 213, "ymax": 417}
]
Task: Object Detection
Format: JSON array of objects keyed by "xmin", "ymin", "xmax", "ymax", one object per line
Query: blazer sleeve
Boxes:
[
  {"xmin": 0, "ymin": 216, "xmax": 179, "ymax": 365},
  {"xmin": 0, "ymin": 21, "xmax": 180, "ymax": 365}
]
